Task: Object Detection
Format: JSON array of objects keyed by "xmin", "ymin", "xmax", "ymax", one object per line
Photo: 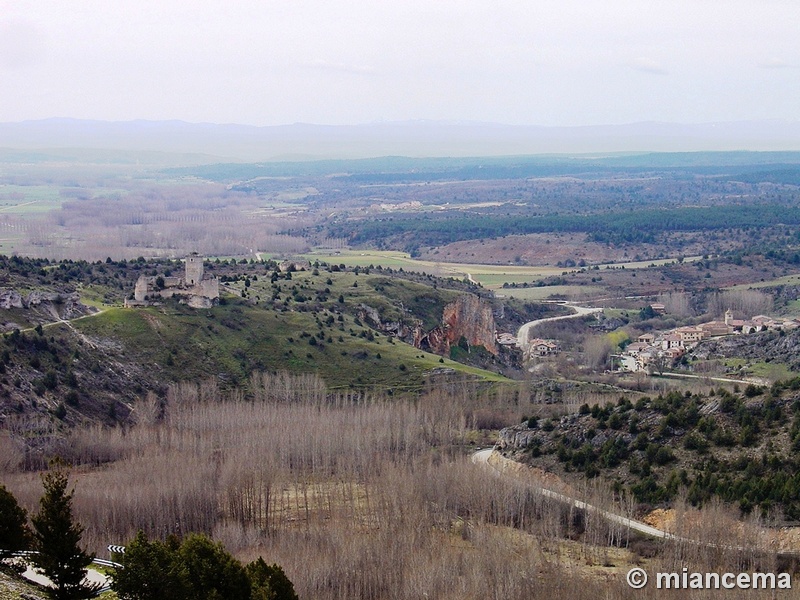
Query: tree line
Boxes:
[{"xmin": 328, "ymin": 204, "xmax": 800, "ymax": 250}]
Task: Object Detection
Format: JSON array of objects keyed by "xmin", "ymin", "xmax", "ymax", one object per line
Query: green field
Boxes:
[
  {"xmin": 725, "ymin": 273, "xmax": 800, "ymax": 291},
  {"xmin": 721, "ymin": 358, "xmax": 794, "ymax": 383},
  {"xmin": 300, "ymin": 250, "xmax": 564, "ymax": 285},
  {"xmin": 297, "ymin": 249, "xmax": 703, "ymax": 291},
  {"xmin": 782, "ymin": 299, "xmax": 800, "ymax": 317},
  {"xmin": 302, "ymin": 250, "xmax": 430, "ymax": 269},
  {"xmin": 0, "ymin": 182, "xmax": 134, "ymax": 253},
  {"xmin": 494, "ymin": 285, "xmax": 605, "ymax": 301},
  {"xmin": 0, "ymin": 185, "xmax": 65, "ymax": 215},
  {"xmin": 0, "ymin": 185, "xmax": 66, "ymax": 253}
]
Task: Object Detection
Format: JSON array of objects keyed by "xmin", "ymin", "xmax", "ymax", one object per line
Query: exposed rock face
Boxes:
[
  {"xmin": 498, "ymin": 425, "xmax": 541, "ymax": 450},
  {"xmin": 357, "ymin": 303, "xmax": 419, "ymax": 341},
  {"xmin": 445, "ymin": 294, "xmax": 498, "ymax": 354},
  {"xmin": 0, "ymin": 289, "xmax": 23, "ymax": 309},
  {"xmin": 415, "ymin": 325, "xmax": 446, "ymax": 354},
  {"xmin": 692, "ymin": 329, "xmax": 800, "ymax": 371},
  {"xmin": 279, "ymin": 259, "xmax": 310, "ymax": 273},
  {"xmin": 358, "ymin": 304, "xmax": 383, "ymax": 328},
  {"xmin": 357, "ymin": 294, "xmax": 498, "ymax": 357},
  {"xmin": 499, "ymin": 413, "xmax": 634, "ymax": 452},
  {"xmin": 417, "ymin": 294, "xmax": 498, "ymax": 355},
  {"xmin": 0, "ymin": 288, "xmax": 95, "ymax": 331}
]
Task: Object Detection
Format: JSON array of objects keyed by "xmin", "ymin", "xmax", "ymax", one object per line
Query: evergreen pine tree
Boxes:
[
  {"xmin": 0, "ymin": 484, "xmax": 31, "ymax": 559},
  {"xmin": 246, "ymin": 557, "xmax": 299, "ymax": 600},
  {"xmin": 112, "ymin": 531, "xmax": 190, "ymax": 600},
  {"xmin": 31, "ymin": 465, "xmax": 100, "ymax": 600},
  {"xmin": 179, "ymin": 533, "xmax": 251, "ymax": 600}
]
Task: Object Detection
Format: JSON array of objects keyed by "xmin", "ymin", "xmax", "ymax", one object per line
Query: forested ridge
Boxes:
[
  {"xmin": 330, "ymin": 204, "xmax": 800, "ymax": 249},
  {"xmin": 505, "ymin": 378, "xmax": 800, "ymax": 519}
]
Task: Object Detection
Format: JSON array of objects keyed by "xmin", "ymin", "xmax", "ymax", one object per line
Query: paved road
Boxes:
[
  {"xmin": 471, "ymin": 449, "xmax": 674, "ymax": 540},
  {"xmin": 472, "ymin": 449, "xmax": 800, "ymax": 558},
  {"xmin": 516, "ymin": 302, "xmax": 603, "ymax": 349},
  {"xmin": 21, "ymin": 563, "xmax": 110, "ymax": 591}
]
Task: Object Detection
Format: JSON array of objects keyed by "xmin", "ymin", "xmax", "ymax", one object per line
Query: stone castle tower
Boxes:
[
  {"xmin": 126, "ymin": 252, "xmax": 218, "ymax": 308},
  {"xmin": 185, "ymin": 253, "xmax": 204, "ymax": 285}
]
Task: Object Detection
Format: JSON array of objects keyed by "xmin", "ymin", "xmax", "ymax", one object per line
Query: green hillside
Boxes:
[
  {"xmin": 0, "ymin": 256, "xmax": 509, "ymax": 430},
  {"xmin": 74, "ymin": 300, "xmax": 501, "ymax": 392}
]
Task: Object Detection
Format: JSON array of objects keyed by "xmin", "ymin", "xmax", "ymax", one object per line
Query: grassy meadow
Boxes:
[{"xmin": 72, "ymin": 290, "xmax": 508, "ymax": 392}]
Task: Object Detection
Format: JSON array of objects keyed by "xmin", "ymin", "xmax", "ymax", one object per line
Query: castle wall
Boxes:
[
  {"xmin": 129, "ymin": 254, "xmax": 218, "ymax": 308},
  {"xmin": 196, "ymin": 278, "xmax": 219, "ymax": 299}
]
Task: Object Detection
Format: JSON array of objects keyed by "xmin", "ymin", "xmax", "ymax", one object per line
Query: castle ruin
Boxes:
[{"xmin": 125, "ymin": 253, "xmax": 219, "ymax": 308}]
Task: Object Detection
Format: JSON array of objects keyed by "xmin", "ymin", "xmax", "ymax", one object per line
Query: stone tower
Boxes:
[
  {"xmin": 133, "ymin": 275, "xmax": 149, "ymax": 301},
  {"xmin": 185, "ymin": 253, "xmax": 204, "ymax": 286}
]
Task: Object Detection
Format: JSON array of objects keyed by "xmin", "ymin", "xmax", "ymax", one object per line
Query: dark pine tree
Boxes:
[
  {"xmin": 0, "ymin": 484, "xmax": 31, "ymax": 559},
  {"xmin": 31, "ymin": 465, "xmax": 100, "ymax": 600},
  {"xmin": 246, "ymin": 557, "xmax": 299, "ymax": 600},
  {"xmin": 112, "ymin": 531, "xmax": 190, "ymax": 600}
]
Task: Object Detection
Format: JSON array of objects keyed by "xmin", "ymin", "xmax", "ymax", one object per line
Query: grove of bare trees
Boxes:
[
  {"xmin": 707, "ymin": 290, "xmax": 773, "ymax": 320},
  {"xmin": 6, "ymin": 184, "xmax": 316, "ymax": 261},
  {"xmin": 1, "ymin": 373, "xmax": 793, "ymax": 599}
]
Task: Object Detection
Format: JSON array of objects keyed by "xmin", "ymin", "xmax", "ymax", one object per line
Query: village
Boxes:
[
  {"xmin": 616, "ymin": 307, "xmax": 800, "ymax": 373},
  {"xmin": 493, "ymin": 300, "xmax": 800, "ymax": 378}
]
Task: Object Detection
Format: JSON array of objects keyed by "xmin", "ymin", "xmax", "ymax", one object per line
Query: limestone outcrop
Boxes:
[
  {"xmin": 417, "ymin": 294, "xmax": 498, "ymax": 355},
  {"xmin": 356, "ymin": 293, "xmax": 498, "ymax": 357},
  {"xmin": 357, "ymin": 304, "xmax": 418, "ymax": 341},
  {"xmin": 0, "ymin": 289, "xmax": 23, "ymax": 309},
  {"xmin": 0, "ymin": 288, "xmax": 95, "ymax": 330}
]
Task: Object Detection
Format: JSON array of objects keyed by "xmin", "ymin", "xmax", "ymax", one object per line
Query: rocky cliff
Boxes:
[
  {"xmin": 357, "ymin": 293, "xmax": 499, "ymax": 356},
  {"xmin": 0, "ymin": 288, "xmax": 96, "ymax": 331},
  {"xmin": 690, "ymin": 328, "xmax": 800, "ymax": 372},
  {"xmin": 416, "ymin": 294, "xmax": 498, "ymax": 355},
  {"xmin": 356, "ymin": 303, "xmax": 420, "ymax": 342}
]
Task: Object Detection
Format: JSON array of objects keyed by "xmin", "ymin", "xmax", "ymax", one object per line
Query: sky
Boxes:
[{"xmin": 0, "ymin": 0, "xmax": 798, "ymax": 127}]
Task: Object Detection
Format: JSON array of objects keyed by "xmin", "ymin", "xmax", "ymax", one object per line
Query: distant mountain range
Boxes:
[{"xmin": 1, "ymin": 118, "xmax": 799, "ymax": 162}]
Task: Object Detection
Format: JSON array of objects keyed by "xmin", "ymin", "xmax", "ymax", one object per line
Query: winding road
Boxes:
[
  {"xmin": 21, "ymin": 563, "xmax": 110, "ymax": 591},
  {"xmin": 472, "ymin": 449, "xmax": 673, "ymax": 540},
  {"xmin": 516, "ymin": 302, "xmax": 603, "ymax": 349},
  {"xmin": 10, "ymin": 551, "xmax": 117, "ymax": 593},
  {"xmin": 472, "ymin": 449, "xmax": 800, "ymax": 558}
]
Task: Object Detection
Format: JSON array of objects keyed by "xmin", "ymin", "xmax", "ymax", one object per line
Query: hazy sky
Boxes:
[{"xmin": 1, "ymin": 0, "xmax": 798, "ymax": 127}]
